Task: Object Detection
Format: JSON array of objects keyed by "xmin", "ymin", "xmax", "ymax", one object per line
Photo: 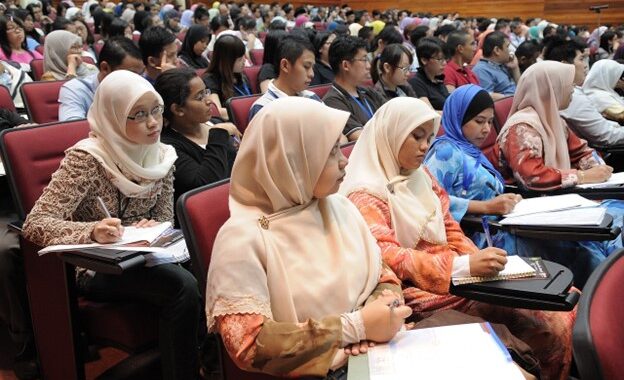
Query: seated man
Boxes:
[
  {"xmin": 546, "ymin": 38, "xmax": 624, "ymax": 146},
  {"xmin": 138, "ymin": 26, "xmax": 178, "ymax": 85},
  {"xmin": 58, "ymin": 37, "xmax": 144, "ymax": 121},
  {"xmin": 248, "ymin": 34, "xmax": 320, "ymax": 122},
  {"xmin": 444, "ymin": 30, "xmax": 480, "ymax": 93},
  {"xmin": 323, "ymin": 36, "xmax": 385, "ymax": 141},
  {"xmin": 472, "ymin": 31, "xmax": 520, "ymax": 99},
  {"xmin": 515, "ymin": 40, "xmax": 540, "ymax": 73}
]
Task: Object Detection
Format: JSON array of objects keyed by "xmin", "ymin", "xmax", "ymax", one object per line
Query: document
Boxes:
[
  {"xmin": 364, "ymin": 323, "xmax": 524, "ymax": 380},
  {"xmin": 504, "ymin": 194, "xmax": 598, "ymax": 218},
  {"xmin": 577, "ymin": 171, "xmax": 624, "ymax": 189},
  {"xmin": 500, "ymin": 207, "xmax": 606, "ymax": 226}
]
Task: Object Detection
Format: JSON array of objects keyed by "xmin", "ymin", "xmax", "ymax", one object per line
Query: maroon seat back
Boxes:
[
  {"xmin": 493, "ymin": 96, "xmax": 514, "ymax": 132},
  {"xmin": 82, "ymin": 56, "xmax": 95, "ymax": 65},
  {"xmin": 573, "ymin": 249, "xmax": 624, "ymax": 380},
  {"xmin": 308, "ymin": 84, "xmax": 331, "ymax": 99},
  {"xmin": 225, "ymin": 94, "xmax": 261, "ymax": 134},
  {"xmin": 341, "ymin": 141, "xmax": 355, "ymax": 158},
  {"xmin": 479, "ymin": 125, "xmax": 499, "ymax": 165},
  {"xmin": 177, "ymin": 180, "xmax": 284, "ymax": 380},
  {"xmin": 0, "ymin": 85, "xmax": 16, "ymax": 112},
  {"xmin": 243, "ymin": 65, "xmax": 261, "ymax": 94},
  {"xmin": 250, "ymin": 49, "xmax": 264, "ymax": 65},
  {"xmin": 20, "ymin": 80, "xmax": 67, "ymax": 124},
  {"xmin": 29, "ymin": 58, "xmax": 44, "ymax": 80}
]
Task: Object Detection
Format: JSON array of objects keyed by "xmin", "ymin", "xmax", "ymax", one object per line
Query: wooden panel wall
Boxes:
[{"xmin": 285, "ymin": 0, "xmax": 624, "ymax": 27}]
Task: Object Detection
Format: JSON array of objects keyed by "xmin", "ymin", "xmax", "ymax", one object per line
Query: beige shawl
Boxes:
[
  {"xmin": 498, "ymin": 61, "xmax": 575, "ymax": 169},
  {"xmin": 43, "ymin": 30, "xmax": 94, "ymax": 80},
  {"xmin": 206, "ymin": 97, "xmax": 382, "ymax": 330},
  {"xmin": 582, "ymin": 59, "xmax": 624, "ymax": 112},
  {"xmin": 72, "ymin": 70, "xmax": 177, "ymax": 198},
  {"xmin": 339, "ymin": 97, "xmax": 446, "ymax": 249}
]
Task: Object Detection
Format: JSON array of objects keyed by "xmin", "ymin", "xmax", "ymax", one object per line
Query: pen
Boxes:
[
  {"xmin": 481, "ymin": 216, "xmax": 493, "ymax": 247},
  {"xmin": 486, "ymin": 182, "xmax": 501, "ymax": 196},
  {"xmin": 96, "ymin": 196, "xmax": 112, "ymax": 219}
]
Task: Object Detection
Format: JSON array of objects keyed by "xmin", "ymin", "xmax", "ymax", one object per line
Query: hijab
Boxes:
[
  {"xmin": 120, "ymin": 8, "xmax": 135, "ymax": 23},
  {"xmin": 179, "ymin": 25, "xmax": 210, "ymax": 69},
  {"xmin": 340, "ymin": 97, "xmax": 446, "ymax": 249},
  {"xmin": 498, "ymin": 61, "xmax": 575, "ymax": 169},
  {"xmin": 72, "ymin": 70, "xmax": 177, "ymax": 198},
  {"xmin": 206, "ymin": 97, "xmax": 381, "ymax": 330},
  {"xmin": 426, "ymin": 85, "xmax": 504, "ymax": 190},
  {"xmin": 43, "ymin": 30, "xmax": 94, "ymax": 80},
  {"xmin": 180, "ymin": 9, "xmax": 193, "ymax": 28},
  {"xmin": 582, "ymin": 59, "xmax": 624, "ymax": 112}
]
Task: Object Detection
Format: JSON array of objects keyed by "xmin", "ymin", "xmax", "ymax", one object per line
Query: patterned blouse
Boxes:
[
  {"xmin": 347, "ymin": 169, "xmax": 479, "ymax": 311},
  {"xmin": 494, "ymin": 123, "xmax": 602, "ymax": 191}
]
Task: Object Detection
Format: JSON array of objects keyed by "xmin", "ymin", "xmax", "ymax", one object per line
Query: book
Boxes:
[
  {"xmin": 520, "ymin": 257, "xmax": 550, "ymax": 279},
  {"xmin": 499, "ymin": 207, "xmax": 606, "ymax": 226},
  {"xmin": 348, "ymin": 323, "xmax": 524, "ymax": 380},
  {"xmin": 503, "ymin": 193, "xmax": 598, "ymax": 218},
  {"xmin": 452, "ymin": 255, "xmax": 537, "ymax": 285}
]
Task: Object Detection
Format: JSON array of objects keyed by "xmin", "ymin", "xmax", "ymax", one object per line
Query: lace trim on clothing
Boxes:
[{"xmin": 207, "ymin": 296, "xmax": 273, "ymax": 331}]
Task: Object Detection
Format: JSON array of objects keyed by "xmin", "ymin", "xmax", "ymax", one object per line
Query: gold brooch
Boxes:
[{"xmin": 258, "ymin": 216, "xmax": 269, "ymax": 230}]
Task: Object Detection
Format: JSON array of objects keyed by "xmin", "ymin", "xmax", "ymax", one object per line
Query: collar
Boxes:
[
  {"xmin": 480, "ymin": 58, "xmax": 506, "ymax": 69},
  {"xmin": 268, "ymin": 79, "xmax": 314, "ymax": 98},
  {"xmin": 417, "ymin": 68, "xmax": 445, "ymax": 84},
  {"xmin": 332, "ymin": 81, "xmax": 367, "ymax": 99}
]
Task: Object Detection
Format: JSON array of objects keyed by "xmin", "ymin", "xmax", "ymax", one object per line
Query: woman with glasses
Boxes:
[
  {"xmin": 408, "ymin": 37, "xmax": 449, "ymax": 111},
  {"xmin": 0, "ymin": 15, "xmax": 42, "ymax": 68},
  {"xmin": 155, "ymin": 68, "xmax": 240, "ymax": 206},
  {"xmin": 310, "ymin": 31, "xmax": 335, "ymax": 86},
  {"xmin": 23, "ymin": 70, "xmax": 201, "ymax": 380},
  {"xmin": 371, "ymin": 43, "xmax": 416, "ymax": 101}
]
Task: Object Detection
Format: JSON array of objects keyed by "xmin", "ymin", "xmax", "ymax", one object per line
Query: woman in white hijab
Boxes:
[
  {"xmin": 582, "ymin": 59, "xmax": 624, "ymax": 123},
  {"xmin": 23, "ymin": 71, "xmax": 200, "ymax": 380},
  {"xmin": 205, "ymin": 97, "xmax": 412, "ymax": 377},
  {"xmin": 340, "ymin": 97, "xmax": 576, "ymax": 380},
  {"xmin": 41, "ymin": 30, "xmax": 98, "ymax": 81}
]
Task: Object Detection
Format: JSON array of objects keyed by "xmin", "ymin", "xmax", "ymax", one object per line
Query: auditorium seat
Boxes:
[
  {"xmin": 29, "ymin": 59, "xmax": 44, "ymax": 81},
  {"xmin": 243, "ymin": 65, "xmax": 261, "ymax": 94},
  {"xmin": 0, "ymin": 85, "xmax": 16, "ymax": 112},
  {"xmin": 20, "ymin": 80, "xmax": 67, "ymax": 124},
  {"xmin": 493, "ymin": 96, "xmax": 514, "ymax": 132},
  {"xmin": 308, "ymin": 84, "xmax": 332, "ymax": 99},
  {"xmin": 250, "ymin": 49, "xmax": 264, "ymax": 65},
  {"xmin": 226, "ymin": 94, "xmax": 260, "ymax": 134}
]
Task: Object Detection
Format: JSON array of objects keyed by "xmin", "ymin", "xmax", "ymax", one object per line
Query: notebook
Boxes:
[
  {"xmin": 503, "ymin": 193, "xmax": 597, "ymax": 218},
  {"xmin": 452, "ymin": 255, "xmax": 536, "ymax": 285},
  {"xmin": 499, "ymin": 207, "xmax": 606, "ymax": 226}
]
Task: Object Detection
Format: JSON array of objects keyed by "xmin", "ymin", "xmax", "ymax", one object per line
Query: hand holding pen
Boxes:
[
  {"xmin": 467, "ymin": 217, "xmax": 508, "ymax": 277},
  {"xmin": 91, "ymin": 196, "xmax": 124, "ymax": 244},
  {"xmin": 485, "ymin": 183, "xmax": 522, "ymax": 215}
]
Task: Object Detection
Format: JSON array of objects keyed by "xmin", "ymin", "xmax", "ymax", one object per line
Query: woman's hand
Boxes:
[
  {"xmin": 214, "ymin": 122, "xmax": 242, "ymax": 139},
  {"xmin": 580, "ymin": 165, "xmax": 613, "ymax": 184},
  {"xmin": 469, "ymin": 247, "xmax": 507, "ymax": 277},
  {"xmin": 486, "ymin": 194, "xmax": 522, "ymax": 215},
  {"xmin": 132, "ymin": 219, "xmax": 160, "ymax": 228},
  {"xmin": 344, "ymin": 340, "xmax": 375, "ymax": 356},
  {"xmin": 361, "ymin": 290, "xmax": 411, "ymax": 343},
  {"xmin": 91, "ymin": 218, "xmax": 124, "ymax": 243},
  {"xmin": 66, "ymin": 53, "xmax": 82, "ymax": 76}
]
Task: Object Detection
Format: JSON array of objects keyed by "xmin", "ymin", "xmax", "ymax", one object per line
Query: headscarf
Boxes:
[
  {"xmin": 399, "ymin": 16, "xmax": 413, "ymax": 31},
  {"xmin": 582, "ymin": 59, "xmax": 624, "ymax": 112},
  {"xmin": 72, "ymin": 70, "xmax": 177, "ymax": 198},
  {"xmin": 159, "ymin": 3, "xmax": 174, "ymax": 19},
  {"xmin": 180, "ymin": 9, "xmax": 193, "ymax": 28},
  {"xmin": 64, "ymin": 6, "xmax": 81, "ymax": 20},
  {"xmin": 498, "ymin": 61, "xmax": 575, "ymax": 169},
  {"xmin": 294, "ymin": 14, "xmax": 309, "ymax": 28},
  {"xmin": 43, "ymin": 30, "xmax": 93, "ymax": 80},
  {"xmin": 120, "ymin": 8, "xmax": 135, "ymax": 23},
  {"xmin": 179, "ymin": 25, "xmax": 210, "ymax": 68},
  {"xmin": 588, "ymin": 26, "xmax": 607, "ymax": 49},
  {"xmin": 528, "ymin": 26, "xmax": 540, "ymax": 40},
  {"xmin": 370, "ymin": 20, "xmax": 385, "ymax": 36},
  {"xmin": 340, "ymin": 97, "xmax": 446, "ymax": 249},
  {"xmin": 205, "ymin": 97, "xmax": 381, "ymax": 330},
  {"xmin": 426, "ymin": 85, "xmax": 504, "ymax": 191}
]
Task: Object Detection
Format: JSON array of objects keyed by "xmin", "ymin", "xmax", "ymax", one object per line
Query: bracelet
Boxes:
[{"xmin": 578, "ymin": 170, "xmax": 585, "ymax": 184}]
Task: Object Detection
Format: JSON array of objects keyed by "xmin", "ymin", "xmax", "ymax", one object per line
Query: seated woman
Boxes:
[
  {"xmin": 177, "ymin": 25, "xmax": 210, "ymax": 69},
  {"xmin": 154, "ymin": 68, "xmax": 239, "ymax": 204},
  {"xmin": 41, "ymin": 30, "xmax": 98, "ymax": 81},
  {"xmin": 408, "ymin": 37, "xmax": 449, "ymax": 111},
  {"xmin": 257, "ymin": 29, "xmax": 286, "ymax": 93},
  {"xmin": 0, "ymin": 16, "xmax": 43, "ymax": 69},
  {"xmin": 424, "ymin": 84, "xmax": 619, "ymax": 287},
  {"xmin": 341, "ymin": 97, "xmax": 575, "ymax": 380},
  {"xmin": 582, "ymin": 59, "xmax": 624, "ymax": 124},
  {"xmin": 206, "ymin": 97, "xmax": 412, "ymax": 377},
  {"xmin": 371, "ymin": 43, "xmax": 416, "ymax": 101},
  {"xmin": 310, "ymin": 31, "xmax": 335, "ymax": 86},
  {"xmin": 22, "ymin": 70, "xmax": 200, "ymax": 380},
  {"xmin": 202, "ymin": 34, "xmax": 252, "ymax": 120}
]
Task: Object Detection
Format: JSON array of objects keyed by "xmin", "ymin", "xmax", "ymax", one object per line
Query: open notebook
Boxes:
[
  {"xmin": 452, "ymin": 256, "xmax": 536, "ymax": 285},
  {"xmin": 503, "ymin": 193, "xmax": 598, "ymax": 218},
  {"xmin": 499, "ymin": 207, "xmax": 606, "ymax": 226}
]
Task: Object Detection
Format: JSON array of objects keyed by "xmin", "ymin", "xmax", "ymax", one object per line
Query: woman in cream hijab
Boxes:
[
  {"xmin": 23, "ymin": 71, "xmax": 200, "ymax": 380},
  {"xmin": 41, "ymin": 30, "xmax": 98, "ymax": 80},
  {"xmin": 206, "ymin": 97, "xmax": 411, "ymax": 377},
  {"xmin": 582, "ymin": 59, "xmax": 624, "ymax": 123},
  {"xmin": 341, "ymin": 97, "xmax": 576, "ymax": 380}
]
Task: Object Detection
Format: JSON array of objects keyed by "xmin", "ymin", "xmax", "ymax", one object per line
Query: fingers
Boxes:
[
  {"xmin": 133, "ymin": 219, "xmax": 159, "ymax": 228},
  {"xmin": 392, "ymin": 305, "xmax": 412, "ymax": 319},
  {"xmin": 102, "ymin": 218, "xmax": 123, "ymax": 236}
]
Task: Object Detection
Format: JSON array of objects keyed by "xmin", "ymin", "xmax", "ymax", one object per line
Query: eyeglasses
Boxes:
[
  {"xmin": 351, "ymin": 56, "xmax": 371, "ymax": 64},
  {"xmin": 430, "ymin": 56, "xmax": 446, "ymax": 63},
  {"xmin": 127, "ymin": 105, "xmax": 164, "ymax": 122},
  {"xmin": 395, "ymin": 65, "xmax": 410, "ymax": 74},
  {"xmin": 6, "ymin": 25, "xmax": 23, "ymax": 33},
  {"xmin": 193, "ymin": 88, "xmax": 211, "ymax": 102}
]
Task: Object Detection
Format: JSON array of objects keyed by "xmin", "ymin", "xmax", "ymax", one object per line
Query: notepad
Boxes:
[
  {"xmin": 577, "ymin": 171, "xmax": 624, "ymax": 189},
  {"xmin": 359, "ymin": 323, "xmax": 524, "ymax": 380},
  {"xmin": 452, "ymin": 255, "xmax": 536, "ymax": 285},
  {"xmin": 504, "ymin": 193, "xmax": 598, "ymax": 218},
  {"xmin": 499, "ymin": 207, "xmax": 606, "ymax": 226}
]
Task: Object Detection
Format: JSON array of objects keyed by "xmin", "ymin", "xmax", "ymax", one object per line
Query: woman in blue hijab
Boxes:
[{"xmin": 424, "ymin": 84, "xmax": 619, "ymax": 288}]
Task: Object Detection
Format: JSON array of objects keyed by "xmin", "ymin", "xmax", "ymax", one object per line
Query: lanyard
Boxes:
[
  {"xmin": 351, "ymin": 95, "xmax": 373, "ymax": 119},
  {"xmin": 234, "ymin": 82, "xmax": 251, "ymax": 96}
]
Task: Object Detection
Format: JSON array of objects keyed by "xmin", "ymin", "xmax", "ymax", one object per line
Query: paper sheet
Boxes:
[
  {"xmin": 504, "ymin": 194, "xmax": 597, "ymax": 218},
  {"xmin": 500, "ymin": 207, "xmax": 606, "ymax": 226},
  {"xmin": 577, "ymin": 171, "xmax": 624, "ymax": 189},
  {"xmin": 366, "ymin": 323, "xmax": 524, "ymax": 380}
]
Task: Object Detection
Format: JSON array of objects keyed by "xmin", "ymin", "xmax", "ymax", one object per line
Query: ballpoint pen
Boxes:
[
  {"xmin": 96, "ymin": 196, "xmax": 112, "ymax": 219},
  {"xmin": 481, "ymin": 215, "xmax": 494, "ymax": 247}
]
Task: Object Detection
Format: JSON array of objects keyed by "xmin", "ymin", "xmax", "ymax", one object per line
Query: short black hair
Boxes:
[
  {"xmin": 138, "ymin": 26, "xmax": 176, "ymax": 65},
  {"xmin": 328, "ymin": 35, "xmax": 367, "ymax": 74},
  {"xmin": 445, "ymin": 30, "xmax": 470, "ymax": 57},
  {"xmin": 515, "ymin": 40, "xmax": 539, "ymax": 60},
  {"xmin": 409, "ymin": 25, "xmax": 429, "ymax": 47},
  {"xmin": 543, "ymin": 36, "xmax": 587, "ymax": 64},
  {"xmin": 358, "ymin": 26, "xmax": 373, "ymax": 40},
  {"xmin": 294, "ymin": 7, "xmax": 307, "ymax": 18},
  {"xmin": 154, "ymin": 67, "xmax": 197, "ymax": 121},
  {"xmin": 376, "ymin": 26, "xmax": 403, "ymax": 45},
  {"xmin": 416, "ymin": 37, "xmax": 444, "ymax": 66},
  {"xmin": 51, "ymin": 16, "xmax": 72, "ymax": 31},
  {"xmin": 353, "ymin": 10, "xmax": 364, "ymax": 23},
  {"xmin": 434, "ymin": 24, "xmax": 456, "ymax": 38},
  {"xmin": 210, "ymin": 15, "xmax": 229, "ymax": 32},
  {"xmin": 495, "ymin": 19, "xmax": 509, "ymax": 31},
  {"xmin": 482, "ymin": 31, "xmax": 507, "ymax": 57},
  {"xmin": 108, "ymin": 18, "xmax": 128, "ymax": 38},
  {"xmin": 193, "ymin": 7, "xmax": 209, "ymax": 22},
  {"xmin": 276, "ymin": 34, "xmax": 314, "ymax": 76},
  {"xmin": 98, "ymin": 37, "xmax": 142, "ymax": 70},
  {"xmin": 236, "ymin": 16, "xmax": 256, "ymax": 31}
]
